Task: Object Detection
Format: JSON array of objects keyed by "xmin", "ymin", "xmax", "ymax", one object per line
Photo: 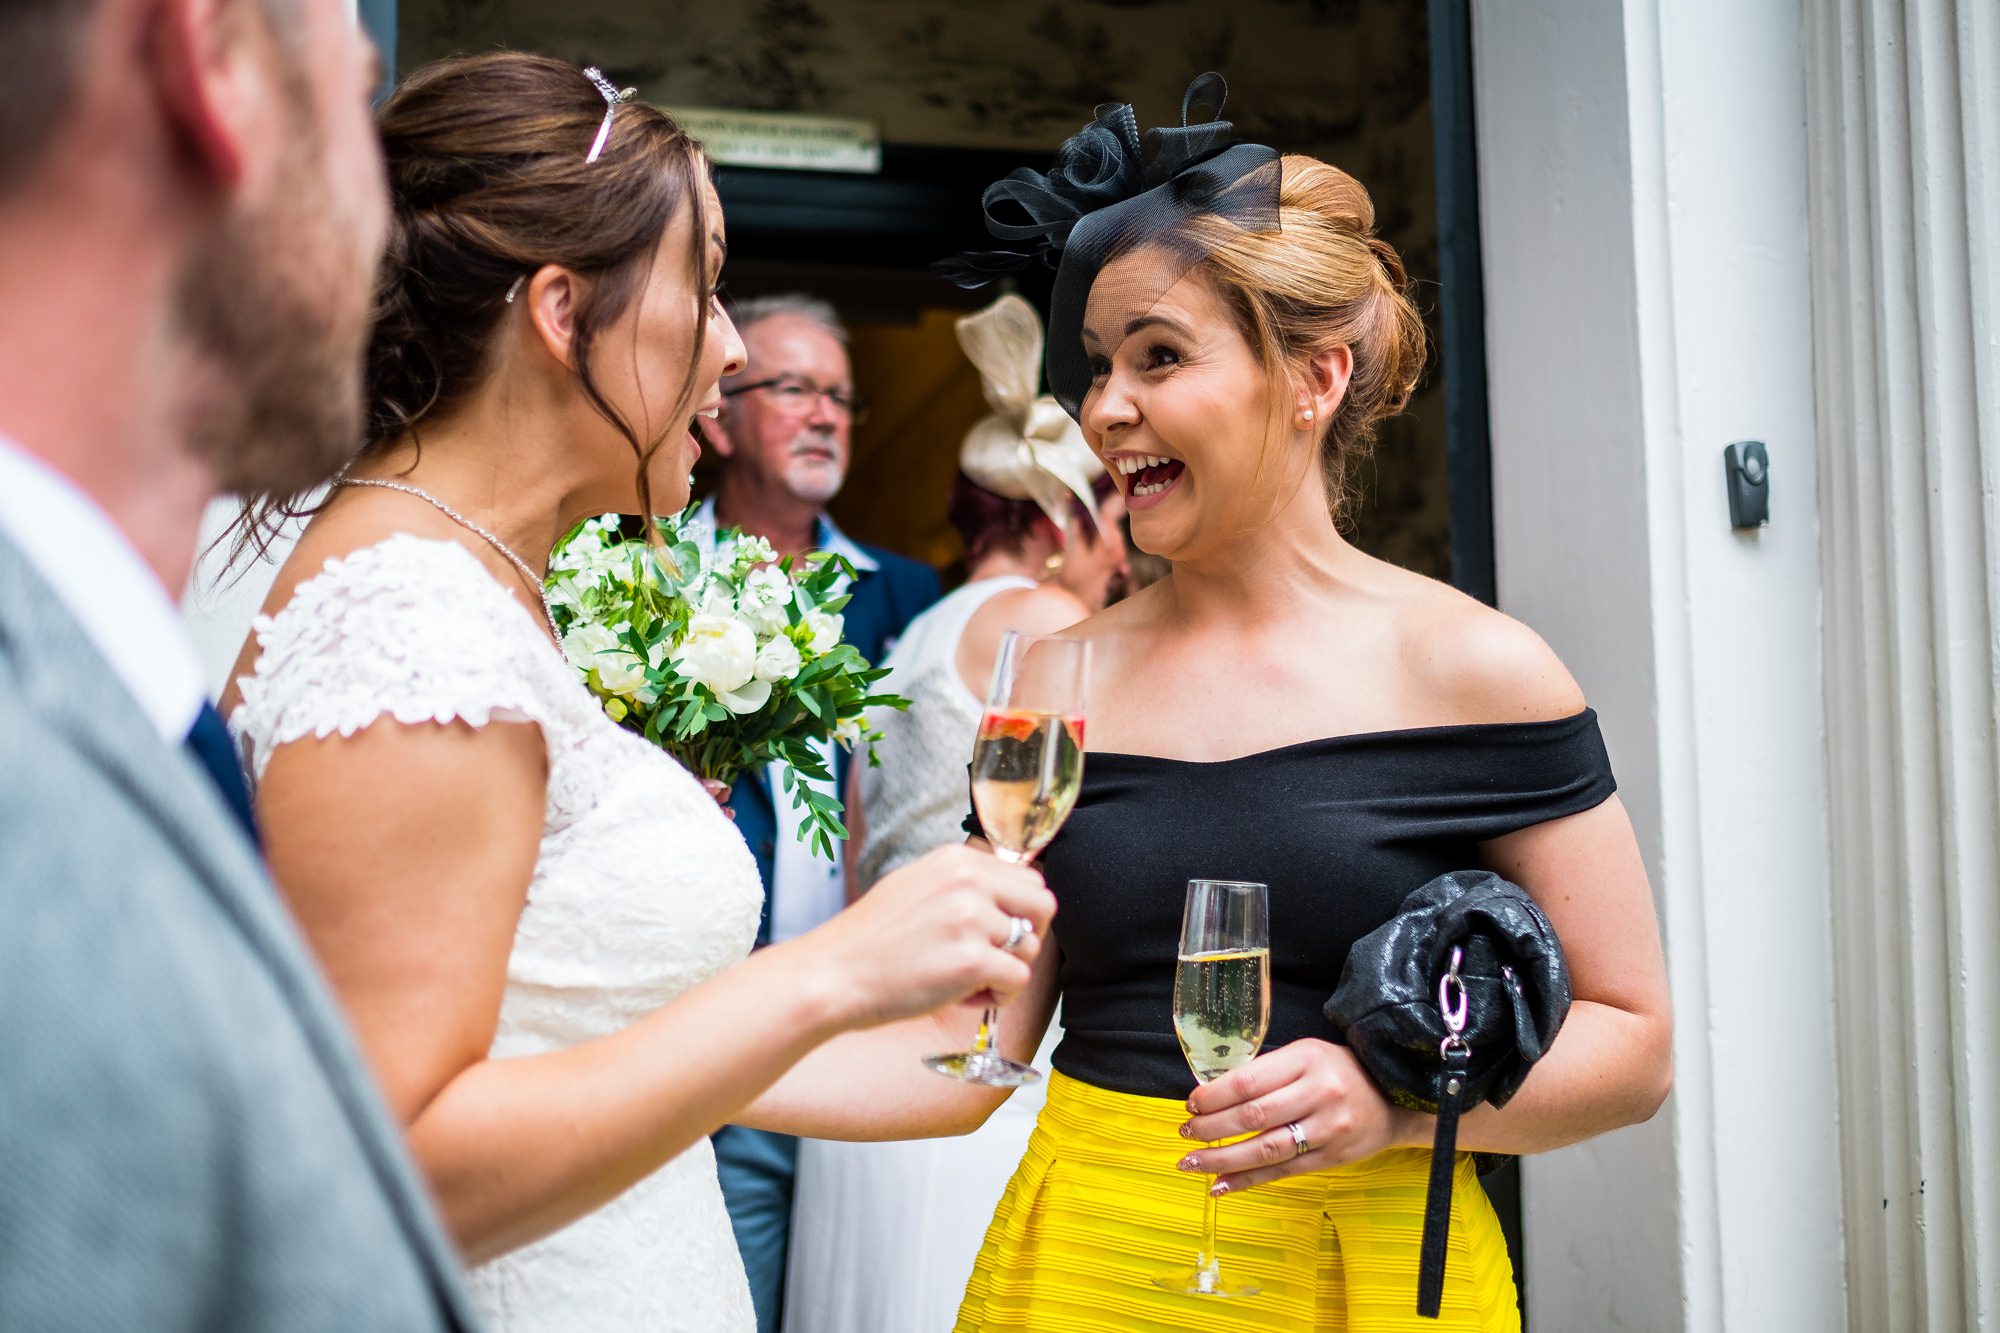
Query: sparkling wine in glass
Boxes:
[
  {"xmin": 923, "ymin": 631, "xmax": 1089, "ymax": 1088},
  {"xmin": 1159, "ymin": 878, "xmax": 1271, "ymax": 1298}
]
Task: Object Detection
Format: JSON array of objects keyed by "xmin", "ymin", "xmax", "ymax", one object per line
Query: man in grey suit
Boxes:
[{"xmin": 0, "ymin": 1, "xmax": 479, "ymax": 1328}]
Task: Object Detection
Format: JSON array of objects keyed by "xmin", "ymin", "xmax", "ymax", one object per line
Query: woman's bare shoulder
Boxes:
[
  {"xmin": 972, "ymin": 582, "xmax": 1093, "ymax": 637},
  {"xmin": 1394, "ymin": 572, "xmax": 1586, "ymax": 726},
  {"xmin": 260, "ymin": 492, "xmax": 476, "ymax": 616}
]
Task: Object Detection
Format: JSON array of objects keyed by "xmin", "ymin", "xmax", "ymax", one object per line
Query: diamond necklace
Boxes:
[{"xmin": 335, "ymin": 477, "xmax": 561, "ymax": 638}]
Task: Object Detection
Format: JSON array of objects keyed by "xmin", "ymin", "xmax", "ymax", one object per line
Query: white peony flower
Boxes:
[
  {"xmin": 804, "ymin": 610, "xmax": 844, "ymax": 656},
  {"xmin": 561, "ymin": 621, "xmax": 619, "ymax": 674},
  {"xmin": 672, "ymin": 614, "xmax": 759, "ymax": 694},
  {"xmin": 717, "ymin": 677, "xmax": 772, "ymax": 714},
  {"xmin": 753, "ymin": 634, "xmax": 802, "ymax": 683}
]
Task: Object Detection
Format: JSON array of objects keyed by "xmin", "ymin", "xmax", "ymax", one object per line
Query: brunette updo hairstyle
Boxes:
[
  {"xmin": 232, "ymin": 51, "xmax": 713, "ymax": 559},
  {"xmin": 1191, "ymin": 155, "xmax": 1427, "ymax": 519}
]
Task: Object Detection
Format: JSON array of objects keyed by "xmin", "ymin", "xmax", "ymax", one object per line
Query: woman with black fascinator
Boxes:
[{"xmin": 755, "ymin": 76, "xmax": 1672, "ymax": 1328}]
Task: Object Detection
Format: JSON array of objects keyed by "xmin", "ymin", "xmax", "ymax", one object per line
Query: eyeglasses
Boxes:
[{"xmin": 723, "ymin": 376, "xmax": 870, "ymax": 425}]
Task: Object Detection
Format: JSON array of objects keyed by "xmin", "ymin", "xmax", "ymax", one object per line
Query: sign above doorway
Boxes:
[{"xmin": 668, "ymin": 107, "xmax": 881, "ymax": 174}]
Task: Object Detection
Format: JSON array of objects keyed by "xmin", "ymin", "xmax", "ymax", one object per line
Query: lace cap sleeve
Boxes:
[{"xmin": 232, "ymin": 534, "xmax": 564, "ymax": 783}]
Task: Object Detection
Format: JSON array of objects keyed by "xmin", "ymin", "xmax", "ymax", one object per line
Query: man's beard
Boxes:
[
  {"xmin": 174, "ymin": 111, "xmax": 373, "ymax": 497},
  {"xmin": 784, "ymin": 447, "xmax": 847, "ymax": 507}
]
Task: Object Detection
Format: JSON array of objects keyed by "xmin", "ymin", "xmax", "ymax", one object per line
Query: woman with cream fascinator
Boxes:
[{"xmin": 779, "ymin": 295, "xmax": 1126, "ymax": 1333}]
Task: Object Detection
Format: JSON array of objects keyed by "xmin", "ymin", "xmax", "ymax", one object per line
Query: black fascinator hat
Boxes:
[{"xmin": 937, "ymin": 73, "xmax": 1281, "ymax": 422}]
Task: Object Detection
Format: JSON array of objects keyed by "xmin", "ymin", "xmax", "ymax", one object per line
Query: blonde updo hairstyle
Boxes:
[{"xmin": 1189, "ymin": 155, "xmax": 1427, "ymax": 520}]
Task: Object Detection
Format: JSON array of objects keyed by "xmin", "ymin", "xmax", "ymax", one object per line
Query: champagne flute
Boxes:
[
  {"xmin": 923, "ymin": 630, "xmax": 1089, "ymax": 1087},
  {"xmin": 1158, "ymin": 878, "xmax": 1271, "ymax": 1298}
]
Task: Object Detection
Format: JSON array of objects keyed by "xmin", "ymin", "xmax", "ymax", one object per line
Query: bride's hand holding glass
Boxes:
[{"xmin": 800, "ymin": 843, "xmax": 1054, "ymax": 1029}]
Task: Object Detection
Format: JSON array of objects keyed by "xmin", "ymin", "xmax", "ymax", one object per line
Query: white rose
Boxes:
[
  {"xmin": 671, "ymin": 614, "xmax": 758, "ymax": 694},
  {"xmin": 560, "ymin": 621, "xmax": 618, "ymax": 674},
  {"xmin": 595, "ymin": 647, "xmax": 648, "ymax": 697},
  {"xmin": 753, "ymin": 634, "xmax": 802, "ymax": 683},
  {"xmin": 804, "ymin": 610, "xmax": 844, "ymax": 655}
]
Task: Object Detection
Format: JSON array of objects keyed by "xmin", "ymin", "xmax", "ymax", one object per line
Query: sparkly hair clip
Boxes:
[{"xmin": 582, "ymin": 66, "xmax": 636, "ymax": 164}]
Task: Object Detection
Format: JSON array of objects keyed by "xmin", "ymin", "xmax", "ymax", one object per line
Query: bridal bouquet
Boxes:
[{"xmin": 544, "ymin": 511, "xmax": 905, "ymax": 857}]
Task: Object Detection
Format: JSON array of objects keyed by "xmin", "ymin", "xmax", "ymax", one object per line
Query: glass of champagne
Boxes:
[
  {"xmin": 923, "ymin": 630, "xmax": 1089, "ymax": 1088},
  {"xmin": 1158, "ymin": 878, "xmax": 1271, "ymax": 1298}
]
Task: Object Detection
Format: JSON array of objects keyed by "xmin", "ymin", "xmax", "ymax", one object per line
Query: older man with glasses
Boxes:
[{"xmin": 698, "ymin": 292, "xmax": 940, "ymax": 1333}]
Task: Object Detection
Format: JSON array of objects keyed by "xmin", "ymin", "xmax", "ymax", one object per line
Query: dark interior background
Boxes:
[{"xmin": 391, "ymin": 0, "xmax": 1454, "ymax": 582}]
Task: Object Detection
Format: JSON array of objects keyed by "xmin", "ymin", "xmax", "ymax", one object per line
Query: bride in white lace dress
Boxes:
[{"xmin": 219, "ymin": 54, "xmax": 1051, "ymax": 1333}]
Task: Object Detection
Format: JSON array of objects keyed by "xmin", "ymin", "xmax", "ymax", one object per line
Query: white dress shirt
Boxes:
[
  {"xmin": 0, "ymin": 435, "xmax": 206, "ymax": 743},
  {"xmin": 688, "ymin": 498, "xmax": 877, "ymax": 943}
]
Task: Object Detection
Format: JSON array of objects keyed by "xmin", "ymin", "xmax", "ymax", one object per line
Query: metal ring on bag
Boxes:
[{"xmin": 1003, "ymin": 915, "xmax": 1034, "ymax": 953}]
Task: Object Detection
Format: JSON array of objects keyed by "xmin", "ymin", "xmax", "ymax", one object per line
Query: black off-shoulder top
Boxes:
[{"xmin": 980, "ymin": 710, "xmax": 1617, "ymax": 1100}]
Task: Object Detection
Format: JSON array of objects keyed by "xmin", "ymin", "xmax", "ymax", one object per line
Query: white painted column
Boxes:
[
  {"xmin": 1806, "ymin": 0, "xmax": 2000, "ymax": 1327},
  {"xmin": 1473, "ymin": 1, "xmax": 1843, "ymax": 1328}
]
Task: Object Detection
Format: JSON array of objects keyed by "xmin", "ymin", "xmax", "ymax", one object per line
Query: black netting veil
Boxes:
[{"xmin": 937, "ymin": 73, "xmax": 1281, "ymax": 421}]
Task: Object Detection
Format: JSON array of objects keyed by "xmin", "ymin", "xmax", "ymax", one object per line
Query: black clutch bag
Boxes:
[{"xmin": 1325, "ymin": 870, "xmax": 1570, "ymax": 1318}]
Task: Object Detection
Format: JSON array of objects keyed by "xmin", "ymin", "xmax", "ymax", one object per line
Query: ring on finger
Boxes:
[
  {"xmin": 1002, "ymin": 915, "xmax": 1034, "ymax": 953},
  {"xmin": 1286, "ymin": 1120, "xmax": 1310, "ymax": 1159}
]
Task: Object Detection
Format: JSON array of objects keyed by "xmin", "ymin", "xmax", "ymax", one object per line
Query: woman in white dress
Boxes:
[
  {"xmin": 784, "ymin": 296, "xmax": 1128, "ymax": 1333},
  {"xmin": 219, "ymin": 54, "xmax": 1052, "ymax": 1333}
]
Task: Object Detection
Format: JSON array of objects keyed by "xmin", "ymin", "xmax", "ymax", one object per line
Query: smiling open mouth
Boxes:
[
  {"xmin": 689, "ymin": 405, "xmax": 721, "ymax": 446},
  {"xmin": 1116, "ymin": 454, "xmax": 1186, "ymax": 498}
]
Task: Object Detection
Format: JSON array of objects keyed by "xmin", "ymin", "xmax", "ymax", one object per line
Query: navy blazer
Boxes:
[{"xmin": 730, "ymin": 542, "xmax": 940, "ymax": 944}]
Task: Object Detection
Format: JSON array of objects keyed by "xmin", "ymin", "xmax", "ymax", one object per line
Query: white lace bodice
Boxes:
[
  {"xmin": 231, "ymin": 533, "xmax": 761, "ymax": 1333},
  {"xmin": 855, "ymin": 576, "xmax": 1036, "ymax": 887}
]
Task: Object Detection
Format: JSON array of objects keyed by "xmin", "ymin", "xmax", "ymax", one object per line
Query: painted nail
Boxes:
[
  {"xmin": 1177, "ymin": 1155, "xmax": 1200, "ymax": 1172},
  {"xmin": 1210, "ymin": 1181, "xmax": 1230, "ymax": 1197},
  {"xmin": 1186, "ymin": 1097, "xmax": 1199, "ymax": 1114},
  {"xmin": 1178, "ymin": 1122, "xmax": 1195, "ymax": 1139}
]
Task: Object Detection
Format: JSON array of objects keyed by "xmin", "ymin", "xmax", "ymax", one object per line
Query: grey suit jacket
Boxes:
[{"xmin": 0, "ymin": 532, "xmax": 480, "ymax": 1331}]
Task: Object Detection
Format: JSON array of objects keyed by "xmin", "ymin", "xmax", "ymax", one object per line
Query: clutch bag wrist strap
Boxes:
[{"xmin": 1417, "ymin": 948, "xmax": 1473, "ymax": 1320}]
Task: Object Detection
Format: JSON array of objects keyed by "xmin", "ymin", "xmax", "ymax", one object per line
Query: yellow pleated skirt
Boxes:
[{"xmin": 955, "ymin": 1071, "xmax": 1521, "ymax": 1332}]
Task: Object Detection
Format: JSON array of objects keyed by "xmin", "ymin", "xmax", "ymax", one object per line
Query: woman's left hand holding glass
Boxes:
[{"xmin": 1176, "ymin": 1038, "xmax": 1426, "ymax": 1195}]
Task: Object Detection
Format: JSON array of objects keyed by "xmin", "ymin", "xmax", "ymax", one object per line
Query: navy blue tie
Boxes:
[{"xmin": 184, "ymin": 701, "xmax": 259, "ymax": 846}]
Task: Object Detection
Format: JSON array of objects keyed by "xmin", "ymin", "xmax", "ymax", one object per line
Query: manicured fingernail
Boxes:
[
  {"xmin": 1178, "ymin": 1122, "xmax": 1195, "ymax": 1138},
  {"xmin": 1186, "ymin": 1098, "xmax": 1200, "ymax": 1114},
  {"xmin": 1177, "ymin": 1155, "xmax": 1200, "ymax": 1172},
  {"xmin": 1210, "ymin": 1181, "xmax": 1230, "ymax": 1197}
]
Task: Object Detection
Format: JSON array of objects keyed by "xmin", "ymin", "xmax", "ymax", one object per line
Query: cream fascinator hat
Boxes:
[{"xmin": 955, "ymin": 294, "xmax": 1105, "ymax": 538}]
